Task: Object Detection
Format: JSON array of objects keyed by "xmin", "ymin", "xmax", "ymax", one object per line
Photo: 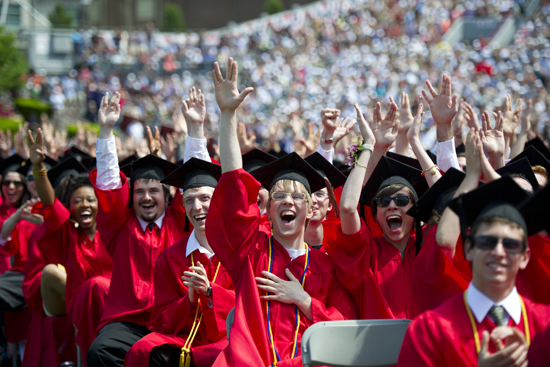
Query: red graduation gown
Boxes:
[
  {"xmin": 205, "ymin": 169, "xmax": 357, "ymax": 367},
  {"xmin": 323, "ymin": 217, "xmax": 419, "ymax": 319},
  {"xmin": 35, "ymin": 198, "xmax": 113, "ymax": 356},
  {"xmin": 0, "ymin": 204, "xmax": 36, "ymax": 273},
  {"xmin": 397, "ymin": 292, "xmax": 550, "ymax": 367},
  {"xmin": 528, "ymin": 324, "xmax": 550, "ymax": 366},
  {"xmin": 259, "ymin": 214, "xmax": 271, "ymax": 235},
  {"xmin": 22, "ymin": 227, "xmax": 77, "ymax": 367},
  {"xmin": 124, "ymin": 234, "xmax": 235, "ymax": 367},
  {"xmin": 90, "ymin": 169, "xmax": 188, "ymax": 330},
  {"xmin": 412, "ymin": 225, "xmax": 545, "ymax": 314}
]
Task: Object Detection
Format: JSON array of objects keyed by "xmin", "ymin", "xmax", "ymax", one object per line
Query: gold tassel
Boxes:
[{"xmin": 179, "ymin": 348, "xmax": 191, "ymax": 367}]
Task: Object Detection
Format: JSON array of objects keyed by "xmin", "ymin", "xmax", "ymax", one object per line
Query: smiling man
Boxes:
[
  {"xmin": 204, "ymin": 58, "xmax": 356, "ymax": 367},
  {"xmin": 87, "ymin": 92, "xmax": 189, "ymax": 367},
  {"xmin": 397, "ymin": 178, "xmax": 550, "ymax": 367}
]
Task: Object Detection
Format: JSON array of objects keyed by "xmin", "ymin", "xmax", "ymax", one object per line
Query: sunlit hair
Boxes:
[
  {"xmin": 468, "ymin": 217, "xmax": 527, "ymax": 252},
  {"xmin": 370, "ymin": 184, "xmax": 418, "ymax": 218},
  {"xmin": 267, "ymin": 179, "xmax": 313, "ymax": 212},
  {"xmin": 532, "ymin": 165, "xmax": 548, "ymax": 179}
]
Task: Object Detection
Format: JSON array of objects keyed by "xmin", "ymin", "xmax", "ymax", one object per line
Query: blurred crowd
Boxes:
[{"xmin": 9, "ymin": 0, "xmax": 550, "ymax": 163}]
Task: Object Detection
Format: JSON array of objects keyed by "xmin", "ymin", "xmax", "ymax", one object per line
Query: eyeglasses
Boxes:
[
  {"xmin": 472, "ymin": 235, "xmax": 525, "ymax": 254},
  {"xmin": 1, "ymin": 180, "xmax": 24, "ymax": 188},
  {"xmin": 313, "ymin": 191, "xmax": 328, "ymax": 199},
  {"xmin": 376, "ymin": 196, "xmax": 411, "ymax": 207},
  {"xmin": 271, "ymin": 192, "xmax": 306, "ymax": 201}
]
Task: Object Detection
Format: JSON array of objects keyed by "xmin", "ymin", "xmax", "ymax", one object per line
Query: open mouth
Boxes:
[
  {"xmin": 141, "ymin": 202, "xmax": 156, "ymax": 211},
  {"xmin": 280, "ymin": 210, "xmax": 296, "ymax": 223},
  {"xmin": 194, "ymin": 214, "xmax": 207, "ymax": 223},
  {"xmin": 386, "ymin": 215, "xmax": 402, "ymax": 232},
  {"xmin": 487, "ymin": 263, "xmax": 506, "ymax": 271},
  {"xmin": 80, "ymin": 210, "xmax": 93, "ymax": 224}
]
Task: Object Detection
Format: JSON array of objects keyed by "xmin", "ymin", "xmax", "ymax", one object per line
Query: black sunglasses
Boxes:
[
  {"xmin": 472, "ymin": 235, "xmax": 525, "ymax": 254},
  {"xmin": 376, "ymin": 195, "xmax": 411, "ymax": 208},
  {"xmin": 1, "ymin": 180, "xmax": 24, "ymax": 188}
]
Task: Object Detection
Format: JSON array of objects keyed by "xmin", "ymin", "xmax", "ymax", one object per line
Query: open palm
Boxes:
[
  {"xmin": 422, "ymin": 74, "xmax": 458, "ymax": 126},
  {"xmin": 98, "ymin": 92, "xmax": 121, "ymax": 128},
  {"xmin": 212, "ymin": 58, "xmax": 253, "ymax": 112}
]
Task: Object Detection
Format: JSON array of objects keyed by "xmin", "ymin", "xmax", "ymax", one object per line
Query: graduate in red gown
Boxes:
[
  {"xmin": 205, "ymin": 58, "xmax": 357, "ymax": 367},
  {"xmin": 87, "ymin": 92, "xmax": 189, "ymax": 367},
  {"xmin": 125, "ymin": 158, "xmax": 236, "ymax": 367},
  {"xmin": 397, "ymin": 176, "xmax": 550, "ymax": 367},
  {"xmin": 27, "ymin": 130, "xmax": 114, "ymax": 360}
]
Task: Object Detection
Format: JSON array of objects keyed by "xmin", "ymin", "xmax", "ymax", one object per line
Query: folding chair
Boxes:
[
  {"xmin": 226, "ymin": 307, "xmax": 235, "ymax": 340},
  {"xmin": 301, "ymin": 319, "xmax": 411, "ymax": 367}
]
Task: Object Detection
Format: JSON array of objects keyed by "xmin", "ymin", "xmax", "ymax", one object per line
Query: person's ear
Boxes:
[
  {"xmin": 464, "ymin": 238, "xmax": 474, "ymax": 261},
  {"xmin": 519, "ymin": 246, "xmax": 531, "ymax": 270}
]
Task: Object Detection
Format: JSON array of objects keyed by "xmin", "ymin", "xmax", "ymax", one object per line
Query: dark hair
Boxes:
[
  {"xmin": 370, "ymin": 183, "xmax": 418, "ymax": 218},
  {"xmin": 1, "ymin": 171, "xmax": 30, "ymax": 207},
  {"xmin": 131, "ymin": 178, "xmax": 171, "ymax": 207},
  {"xmin": 55, "ymin": 173, "xmax": 94, "ymax": 209}
]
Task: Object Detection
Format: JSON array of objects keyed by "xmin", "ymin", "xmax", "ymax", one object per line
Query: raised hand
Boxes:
[
  {"xmin": 302, "ymin": 121, "xmax": 320, "ymax": 156},
  {"xmin": 480, "ymin": 111, "xmax": 505, "ymax": 168},
  {"xmin": 423, "ymin": 74, "xmax": 458, "ymax": 143},
  {"xmin": 465, "ymin": 128, "xmax": 483, "ymax": 179},
  {"xmin": 407, "ymin": 96, "xmax": 424, "ymax": 143},
  {"xmin": 182, "ymin": 87, "xmax": 206, "ymax": 139},
  {"xmin": 520, "ymin": 99, "xmax": 532, "ymax": 134},
  {"xmin": 320, "ymin": 108, "xmax": 341, "ymax": 130},
  {"xmin": 354, "ymin": 103, "xmax": 375, "ymax": 146},
  {"xmin": 146, "ymin": 126, "xmax": 162, "ymax": 157},
  {"xmin": 502, "ymin": 94, "xmax": 521, "ymax": 137},
  {"xmin": 172, "ymin": 107, "xmax": 188, "ymax": 137},
  {"xmin": 372, "ymin": 101, "xmax": 399, "ymax": 149},
  {"xmin": 160, "ymin": 133, "xmax": 177, "ymax": 162},
  {"xmin": 27, "ymin": 129, "xmax": 46, "ymax": 168},
  {"xmin": 453, "ymin": 98, "xmax": 464, "ymax": 137},
  {"xmin": 463, "ymin": 101, "xmax": 481, "ymax": 130},
  {"xmin": 332, "ymin": 116, "xmax": 357, "ymax": 147},
  {"xmin": 98, "ymin": 92, "xmax": 121, "ymax": 139},
  {"xmin": 14, "ymin": 124, "xmax": 29, "ymax": 159},
  {"xmin": 0, "ymin": 129, "xmax": 12, "ymax": 158},
  {"xmin": 212, "ymin": 57, "xmax": 253, "ymax": 112},
  {"xmin": 397, "ymin": 92, "xmax": 414, "ymax": 133},
  {"xmin": 237, "ymin": 122, "xmax": 257, "ymax": 154}
]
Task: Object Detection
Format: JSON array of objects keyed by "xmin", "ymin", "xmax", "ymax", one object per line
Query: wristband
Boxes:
[
  {"xmin": 32, "ymin": 168, "xmax": 48, "ymax": 178},
  {"xmin": 421, "ymin": 164, "xmax": 440, "ymax": 177},
  {"xmin": 320, "ymin": 137, "xmax": 334, "ymax": 144},
  {"xmin": 206, "ymin": 286, "xmax": 213, "ymax": 297},
  {"xmin": 361, "ymin": 143, "xmax": 374, "ymax": 153}
]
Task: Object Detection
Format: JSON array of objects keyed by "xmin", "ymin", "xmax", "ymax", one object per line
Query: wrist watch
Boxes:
[
  {"xmin": 320, "ymin": 137, "xmax": 334, "ymax": 144},
  {"xmin": 206, "ymin": 286, "xmax": 213, "ymax": 297}
]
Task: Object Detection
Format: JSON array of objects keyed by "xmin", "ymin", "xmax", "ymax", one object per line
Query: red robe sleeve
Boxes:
[
  {"xmin": 165, "ymin": 190, "xmax": 187, "ymax": 227},
  {"xmin": 150, "ymin": 247, "xmax": 197, "ymax": 335},
  {"xmin": 34, "ymin": 199, "xmax": 70, "ymax": 263},
  {"xmin": 523, "ymin": 234, "xmax": 550, "ymax": 305},
  {"xmin": 200, "ymin": 282, "xmax": 236, "ymax": 342},
  {"xmin": 396, "ymin": 312, "xmax": 445, "ymax": 367},
  {"xmin": 89, "ymin": 169, "xmax": 133, "ymax": 256}
]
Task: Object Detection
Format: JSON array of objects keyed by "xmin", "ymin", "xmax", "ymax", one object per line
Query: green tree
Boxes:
[
  {"xmin": 162, "ymin": 4, "xmax": 186, "ymax": 32},
  {"xmin": 0, "ymin": 26, "xmax": 27, "ymax": 92},
  {"xmin": 48, "ymin": 3, "xmax": 74, "ymax": 28},
  {"xmin": 265, "ymin": 0, "xmax": 285, "ymax": 15}
]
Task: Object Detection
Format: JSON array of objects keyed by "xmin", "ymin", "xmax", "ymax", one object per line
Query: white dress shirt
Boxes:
[
  {"xmin": 316, "ymin": 145, "xmax": 334, "ymax": 164},
  {"xmin": 136, "ymin": 212, "xmax": 165, "ymax": 232},
  {"xmin": 436, "ymin": 138, "xmax": 460, "ymax": 172},
  {"xmin": 185, "ymin": 229, "xmax": 214, "ymax": 259},
  {"xmin": 95, "ymin": 136, "xmax": 122, "ymax": 190},
  {"xmin": 183, "ymin": 136, "xmax": 210, "ymax": 163},
  {"xmin": 466, "ymin": 283, "xmax": 522, "ymax": 326}
]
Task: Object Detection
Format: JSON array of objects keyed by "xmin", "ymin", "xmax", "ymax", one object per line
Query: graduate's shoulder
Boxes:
[
  {"xmin": 161, "ymin": 234, "xmax": 192, "ymax": 263},
  {"xmin": 522, "ymin": 297, "xmax": 550, "ymax": 328},
  {"xmin": 308, "ymin": 246, "xmax": 337, "ymax": 273}
]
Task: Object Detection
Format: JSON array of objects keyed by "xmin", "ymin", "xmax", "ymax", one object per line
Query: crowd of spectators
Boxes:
[{"xmin": 8, "ymin": 0, "xmax": 550, "ymax": 163}]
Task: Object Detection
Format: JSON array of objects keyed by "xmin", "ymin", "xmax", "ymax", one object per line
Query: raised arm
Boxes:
[
  {"xmin": 407, "ymin": 96, "xmax": 441, "ymax": 187},
  {"xmin": 480, "ymin": 110, "xmax": 505, "ymax": 169},
  {"xmin": 182, "ymin": 87, "xmax": 211, "ymax": 162},
  {"xmin": 395, "ymin": 92, "xmax": 414, "ymax": 157},
  {"xmin": 96, "ymin": 92, "xmax": 122, "ymax": 190},
  {"xmin": 510, "ymin": 99, "xmax": 531, "ymax": 160},
  {"xmin": 436, "ymin": 128, "xmax": 482, "ymax": 258},
  {"xmin": 214, "ymin": 58, "xmax": 254, "ymax": 173},
  {"xmin": 339, "ymin": 103, "xmax": 376, "ymax": 235},
  {"xmin": 28, "ymin": 128, "xmax": 55, "ymax": 206}
]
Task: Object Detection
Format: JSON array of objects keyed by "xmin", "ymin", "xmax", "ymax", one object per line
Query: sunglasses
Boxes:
[
  {"xmin": 1, "ymin": 180, "xmax": 24, "ymax": 188},
  {"xmin": 376, "ymin": 196, "xmax": 411, "ymax": 207},
  {"xmin": 271, "ymin": 192, "xmax": 306, "ymax": 202},
  {"xmin": 472, "ymin": 235, "xmax": 525, "ymax": 254}
]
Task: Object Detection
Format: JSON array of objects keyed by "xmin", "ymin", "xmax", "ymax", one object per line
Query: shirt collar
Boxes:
[
  {"xmin": 467, "ymin": 283, "xmax": 521, "ymax": 325},
  {"xmin": 185, "ymin": 229, "xmax": 214, "ymax": 259},
  {"xmin": 136, "ymin": 211, "xmax": 165, "ymax": 232}
]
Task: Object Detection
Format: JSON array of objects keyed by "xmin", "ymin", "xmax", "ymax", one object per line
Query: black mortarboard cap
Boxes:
[
  {"xmin": 509, "ymin": 146, "xmax": 550, "ymax": 173},
  {"xmin": 161, "ymin": 158, "xmax": 221, "ymax": 191},
  {"xmin": 519, "ymin": 183, "xmax": 550, "ymax": 234},
  {"xmin": 407, "ymin": 167, "xmax": 466, "ymax": 222},
  {"xmin": 448, "ymin": 176, "xmax": 530, "ymax": 236},
  {"xmin": 359, "ymin": 156, "xmax": 429, "ymax": 205},
  {"xmin": 242, "ymin": 149, "xmax": 277, "ymax": 173},
  {"xmin": 304, "ymin": 152, "xmax": 347, "ymax": 188},
  {"xmin": 120, "ymin": 154, "xmax": 178, "ymax": 181},
  {"xmin": 267, "ymin": 149, "xmax": 288, "ymax": 159},
  {"xmin": 63, "ymin": 146, "xmax": 93, "ymax": 160},
  {"xmin": 525, "ymin": 137, "xmax": 550, "ymax": 161},
  {"xmin": 455, "ymin": 143, "xmax": 466, "ymax": 156},
  {"xmin": 47, "ymin": 156, "xmax": 88, "ymax": 188},
  {"xmin": 496, "ymin": 157, "xmax": 540, "ymax": 192},
  {"xmin": 386, "ymin": 151, "xmax": 422, "ymax": 170},
  {"xmin": 118, "ymin": 153, "xmax": 139, "ymax": 168},
  {"xmin": 0, "ymin": 154, "xmax": 26, "ymax": 177},
  {"xmin": 250, "ymin": 152, "xmax": 325, "ymax": 194},
  {"xmin": 17, "ymin": 156, "xmax": 58, "ymax": 176}
]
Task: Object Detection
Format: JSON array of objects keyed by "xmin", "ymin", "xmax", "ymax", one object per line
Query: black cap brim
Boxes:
[
  {"xmin": 496, "ymin": 157, "xmax": 540, "ymax": 192},
  {"xmin": 509, "ymin": 146, "xmax": 550, "ymax": 174},
  {"xmin": 360, "ymin": 156, "xmax": 429, "ymax": 205},
  {"xmin": 63, "ymin": 146, "xmax": 93, "ymax": 160},
  {"xmin": 250, "ymin": 152, "xmax": 325, "ymax": 194},
  {"xmin": 386, "ymin": 151, "xmax": 422, "ymax": 171},
  {"xmin": 304, "ymin": 152, "xmax": 348, "ymax": 188},
  {"xmin": 161, "ymin": 157, "xmax": 221, "ymax": 191},
  {"xmin": 0, "ymin": 154, "xmax": 26, "ymax": 177},
  {"xmin": 120, "ymin": 154, "xmax": 179, "ymax": 181},
  {"xmin": 47, "ymin": 156, "xmax": 89, "ymax": 188},
  {"xmin": 406, "ymin": 167, "xmax": 466, "ymax": 222},
  {"xmin": 525, "ymin": 137, "xmax": 550, "ymax": 161}
]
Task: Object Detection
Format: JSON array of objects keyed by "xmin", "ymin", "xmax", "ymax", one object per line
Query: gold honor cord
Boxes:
[
  {"xmin": 179, "ymin": 253, "xmax": 221, "ymax": 367},
  {"xmin": 463, "ymin": 291, "xmax": 530, "ymax": 355}
]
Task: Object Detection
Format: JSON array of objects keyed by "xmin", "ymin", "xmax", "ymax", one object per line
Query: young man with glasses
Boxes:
[{"xmin": 204, "ymin": 58, "xmax": 356, "ymax": 367}]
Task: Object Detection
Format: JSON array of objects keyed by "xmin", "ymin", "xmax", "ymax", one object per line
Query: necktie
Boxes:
[
  {"xmin": 488, "ymin": 305, "xmax": 506, "ymax": 326},
  {"xmin": 148, "ymin": 222, "xmax": 157, "ymax": 233}
]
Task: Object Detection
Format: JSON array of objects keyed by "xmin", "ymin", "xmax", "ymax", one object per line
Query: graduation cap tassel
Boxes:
[{"xmin": 323, "ymin": 177, "xmax": 340, "ymax": 218}]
